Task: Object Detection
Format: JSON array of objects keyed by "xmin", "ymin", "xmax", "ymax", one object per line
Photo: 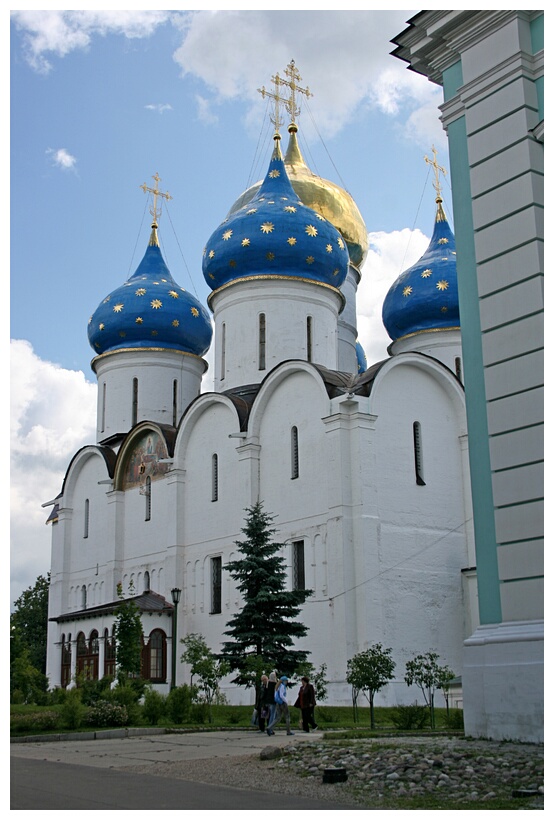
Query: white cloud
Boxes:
[
  {"xmin": 10, "ymin": 340, "xmax": 97, "ymax": 605},
  {"xmin": 195, "ymin": 94, "xmax": 218, "ymax": 126},
  {"xmin": 46, "ymin": 147, "xmax": 77, "ymax": 172},
  {"xmin": 145, "ymin": 103, "xmax": 173, "ymax": 114},
  {"xmin": 11, "ymin": 9, "xmax": 171, "ymax": 73},
  {"xmin": 357, "ymin": 228, "xmax": 429, "ymax": 366}
]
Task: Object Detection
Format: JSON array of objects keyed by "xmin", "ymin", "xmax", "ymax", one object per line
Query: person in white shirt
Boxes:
[{"xmin": 266, "ymin": 675, "xmax": 294, "ymax": 736}]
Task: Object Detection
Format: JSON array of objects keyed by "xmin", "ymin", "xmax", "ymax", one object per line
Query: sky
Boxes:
[{"xmin": 10, "ymin": 7, "xmax": 455, "ymax": 605}]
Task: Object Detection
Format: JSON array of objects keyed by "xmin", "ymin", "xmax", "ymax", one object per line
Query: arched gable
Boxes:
[
  {"xmin": 61, "ymin": 445, "xmax": 116, "ymax": 506},
  {"xmin": 114, "ymin": 422, "xmax": 175, "ymax": 491},
  {"xmin": 174, "ymin": 392, "xmax": 244, "ymax": 460}
]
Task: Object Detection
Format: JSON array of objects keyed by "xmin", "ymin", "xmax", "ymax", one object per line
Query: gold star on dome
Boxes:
[
  {"xmin": 99, "ymin": 323, "xmax": 105, "ymax": 330},
  {"xmin": 441, "ymin": 306, "xmax": 448, "ymax": 312},
  {"xmin": 306, "ymin": 256, "xmax": 315, "ymax": 264},
  {"xmin": 136, "ymin": 317, "xmax": 143, "ymax": 324},
  {"xmin": 172, "ymin": 319, "xmax": 180, "ymax": 327},
  {"xmin": 161, "ymin": 278, "xmax": 167, "ymax": 283},
  {"xmin": 332, "ymin": 268, "xmax": 340, "ymax": 276},
  {"xmin": 421, "ymin": 269, "xmax": 432, "ymax": 278},
  {"xmin": 153, "ymin": 281, "xmax": 160, "ymax": 285},
  {"xmin": 242, "ymin": 238, "xmax": 251, "ymax": 247},
  {"xmin": 326, "ymin": 244, "xmax": 333, "ymax": 253},
  {"xmin": 209, "ymin": 273, "xmax": 215, "ymax": 279},
  {"xmin": 305, "ymin": 225, "xmax": 317, "ymax": 237},
  {"xmin": 88, "ymin": 317, "xmax": 92, "ymax": 324},
  {"xmin": 261, "ymin": 222, "xmax": 274, "ymax": 233},
  {"xmin": 246, "ymin": 208, "xmax": 257, "ymax": 215},
  {"xmin": 267, "ymin": 200, "xmax": 275, "ymax": 204},
  {"xmin": 436, "ymin": 280, "xmax": 449, "ymax": 291},
  {"xmin": 151, "ymin": 330, "xmax": 158, "ymax": 336},
  {"xmin": 103, "ymin": 296, "xmax": 111, "ymax": 303},
  {"xmin": 266, "ymin": 252, "xmax": 275, "ymax": 261},
  {"xmin": 136, "ymin": 287, "xmax": 147, "ymax": 296},
  {"xmin": 191, "ymin": 307, "xmax": 199, "ymax": 317},
  {"xmin": 113, "ymin": 304, "xmax": 124, "ymax": 313},
  {"xmin": 202, "ymin": 247, "xmax": 206, "ymax": 256},
  {"xmin": 119, "ymin": 331, "xmax": 126, "ymax": 338},
  {"xmin": 169, "ymin": 290, "xmax": 179, "ymax": 299},
  {"xmin": 337, "ymin": 237, "xmax": 345, "ymax": 249},
  {"xmin": 151, "ymin": 299, "xmax": 162, "ymax": 309},
  {"xmin": 403, "ymin": 286, "xmax": 413, "ymax": 297},
  {"xmin": 222, "ymin": 229, "xmax": 233, "ymax": 240},
  {"xmin": 269, "ymin": 169, "xmax": 280, "ymax": 178},
  {"xmin": 287, "ymin": 237, "xmax": 297, "ymax": 246},
  {"xmin": 438, "ymin": 237, "xmax": 449, "ymax": 244},
  {"xmin": 315, "ymin": 214, "xmax": 325, "ymax": 221},
  {"xmin": 229, "ymin": 260, "xmax": 236, "ymax": 267},
  {"xmin": 209, "ymin": 250, "xmax": 215, "ymax": 259},
  {"xmin": 284, "ymin": 206, "xmax": 297, "ymax": 213}
]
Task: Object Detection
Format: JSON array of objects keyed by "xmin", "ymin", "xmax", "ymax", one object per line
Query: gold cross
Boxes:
[
  {"xmin": 280, "ymin": 60, "xmax": 312, "ymax": 123},
  {"xmin": 140, "ymin": 172, "xmax": 172, "ymax": 224},
  {"xmin": 258, "ymin": 73, "xmax": 286, "ymax": 133},
  {"xmin": 424, "ymin": 146, "xmax": 447, "ymax": 200}
]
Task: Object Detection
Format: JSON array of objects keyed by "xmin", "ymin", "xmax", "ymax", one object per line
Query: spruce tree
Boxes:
[{"xmin": 221, "ymin": 502, "xmax": 312, "ymax": 686}]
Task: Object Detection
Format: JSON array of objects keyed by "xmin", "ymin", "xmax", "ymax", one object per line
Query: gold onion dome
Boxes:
[{"xmin": 227, "ymin": 124, "xmax": 368, "ymax": 271}]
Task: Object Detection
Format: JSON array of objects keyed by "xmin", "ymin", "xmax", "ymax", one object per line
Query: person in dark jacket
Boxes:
[
  {"xmin": 256, "ymin": 675, "xmax": 272, "ymax": 732},
  {"xmin": 295, "ymin": 676, "xmax": 318, "ymax": 732}
]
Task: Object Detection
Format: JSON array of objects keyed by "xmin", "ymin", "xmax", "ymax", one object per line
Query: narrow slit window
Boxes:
[
  {"xmin": 173, "ymin": 379, "xmax": 178, "ymax": 427},
  {"xmin": 145, "ymin": 476, "xmax": 152, "ymax": 520},
  {"xmin": 291, "ymin": 426, "xmax": 299, "ymax": 479},
  {"xmin": 221, "ymin": 323, "xmax": 226, "ymax": 381},
  {"xmin": 212, "ymin": 454, "xmax": 219, "ymax": 502},
  {"xmin": 84, "ymin": 499, "xmax": 89, "ymax": 538},
  {"xmin": 132, "ymin": 378, "xmax": 138, "ymax": 426},
  {"xmin": 210, "ymin": 556, "xmax": 222, "ymax": 614},
  {"xmin": 306, "ymin": 316, "xmax": 313, "ymax": 362},
  {"xmin": 101, "ymin": 382, "xmax": 106, "ymax": 433},
  {"xmin": 413, "ymin": 421, "xmax": 426, "ymax": 485},
  {"xmin": 292, "ymin": 540, "xmax": 305, "ymax": 590},
  {"xmin": 455, "ymin": 357, "xmax": 463, "ymax": 382},
  {"xmin": 259, "ymin": 313, "xmax": 266, "ymax": 370}
]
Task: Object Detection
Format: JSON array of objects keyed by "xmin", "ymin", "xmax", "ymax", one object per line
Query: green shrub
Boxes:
[
  {"xmin": 142, "ymin": 688, "xmax": 167, "ymax": 726},
  {"xmin": 390, "ymin": 703, "xmax": 429, "ymax": 730},
  {"xmin": 443, "ymin": 708, "xmax": 464, "ymax": 731},
  {"xmin": 226, "ymin": 708, "xmax": 243, "ymax": 725},
  {"xmin": 78, "ymin": 676, "xmax": 114, "ymax": 706},
  {"xmin": 167, "ymin": 684, "xmax": 193, "ymax": 724},
  {"xmin": 316, "ymin": 707, "xmax": 340, "ymax": 724},
  {"xmin": 60, "ymin": 688, "xmax": 86, "ymax": 730},
  {"xmin": 11, "ymin": 710, "xmax": 60, "ymax": 734},
  {"xmin": 110, "ymin": 682, "xmax": 142, "ymax": 724},
  {"xmin": 190, "ymin": 702, "xmax": 209, "ymax": 724},
  {"xmin": 85, "ymin": 700, "xmax": 129, "ymax": 727}
]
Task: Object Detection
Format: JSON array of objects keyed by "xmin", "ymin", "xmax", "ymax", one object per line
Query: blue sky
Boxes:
[{"xmin": 10, "ymin": 8, "xmax": 453, "ymax": 603}]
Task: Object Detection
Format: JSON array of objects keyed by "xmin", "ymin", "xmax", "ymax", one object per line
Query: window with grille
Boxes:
[
  {"xmin": 291, "ymin": 426, "xmax": 299, "ymax": 479},
  {"xmin": 259, "ymin": 313, "xmax": 266, "ymax": 370},
  {"xmin": 211, "ymin": 556, "xmax": 222, "ymax": 614},
  {"xmin": 212, "ymin": 454, "xmax": 219, "ymax": 502},
  {"xmin": 292, "ymin": 540, "xmax": 306, "ymax": 590},
  {"xmin": 413, "ymin": 421, "xmax": 426, "ymax": 485}
]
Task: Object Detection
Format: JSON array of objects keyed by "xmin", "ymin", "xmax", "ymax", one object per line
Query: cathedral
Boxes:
[{"xmin": 45, "ymin": 65, "xmax": 477, "ymax": 706}]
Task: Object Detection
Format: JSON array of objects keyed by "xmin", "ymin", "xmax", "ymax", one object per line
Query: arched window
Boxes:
[
  {"xmin": 104, "ymin": 628, "xmax": 116, "ymax": 679},
  {"xmin": 84, "ymin": 499, "xmax": 89, "ymax": 538},
  {"xmin": 141, "ymin": 629, "xmax": 167, "ymax": 682},
  {"xmin": 259, "ymin": 313, "xmax": 266, "ymax": 370},
  {"xmin": 145, "ymin": 476, "xmax": 151, "ymax": 521},
  {"xmin": 306, "ymin": 316, "xmax": 313, "ymax": 362},
  {"xmin": 220, "ymin": 323, "xmax": 226, "ymax": 381},
  {"xmin": 212, "ymin": 454, "xmax": 219, "ymax": 502},
  {"xmin": 81, "ymin": 584, "xmax": 87, "ymax": 609},
  {"xmin": 61, "ymin": 633, "xmax": 72, "ymax": 689},
  {"xmin": 101, "ymin": 382, "xmax": 106, "ymax": 433},
  {"xmin": 292, "ymin": 540, "xmax": 306, "ymax": 590},
  {"xmin": 144, "ymin": 571, "xmax": 150, "ymax": 592},
  {"xmin": 173, "ymin": 379, "xmax": 178, "ymax": 427},
  {"xmin": 291, "ymin": 426, "xmax": 299, "ymax": 479},
  {"xmin": 210, "ymin": 557, "xmax": 222, "ymax": 614},
  {"xmin": 413, "ymin": 421, "xmax": 426, "ymax": 486},
  {"xmin": 132, "ymin": 377, "xmax": 139, "ymax": 426}
]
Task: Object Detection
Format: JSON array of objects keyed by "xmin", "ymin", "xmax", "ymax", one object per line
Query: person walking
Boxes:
[
  {"xmin": 256, "ymin": 675, "xmax": 272, "ymax": 733},
  {"xmin": 295, "ymin": 676, "xmax": 318, "ymax": 732},
  {"xmin": 266, "ymin": 671, "xmax": 277, "ymax": 726},
  {"xmin": 266, "ymin": 675, "xmax": 294, "ymax": 736}
]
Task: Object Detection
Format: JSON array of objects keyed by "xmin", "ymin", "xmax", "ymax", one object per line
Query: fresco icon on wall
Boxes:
[{"xmin": 124, "ymin": 430, "xmax": 170, "ymax": 489}]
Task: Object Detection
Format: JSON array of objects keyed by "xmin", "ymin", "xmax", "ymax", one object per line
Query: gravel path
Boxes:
[{"xmin": 122, "ymin": 734, "xmax": 544, "ymax": 809}]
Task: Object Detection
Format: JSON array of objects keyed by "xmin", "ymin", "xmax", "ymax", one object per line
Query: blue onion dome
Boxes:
[
  {"xmin": 202, "ymin": 134, "xmax": 350, "ymax": 293},
  {"xmin": 382, "ymin": 198, "xmax": 459, "ymax": 343},
  {"xmin": 88, "ymin": 222, "xmax": 212, "ymax": 357},
  {"xmin": 355, "ymin": 339, "xmax": 368, "ymax": 374}
]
